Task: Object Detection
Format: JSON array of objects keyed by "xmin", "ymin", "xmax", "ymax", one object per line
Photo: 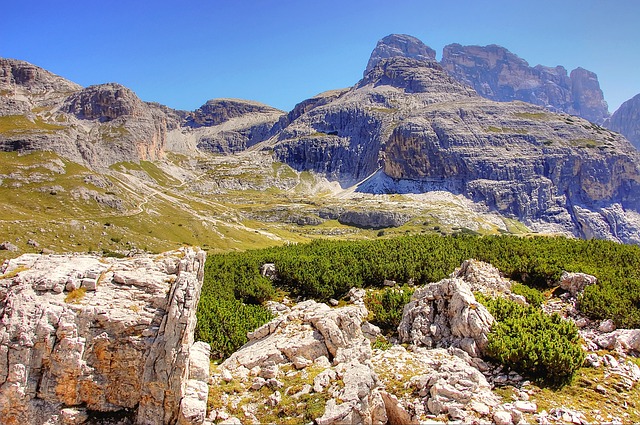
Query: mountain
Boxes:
[
  {"xmin": 440, "ymin": 43, "xmax": 610, "ymax": 124},
  {"xmin": 607, "ymin": 93, "xmax": 640, "ymax": 150},
  {"xmin": 0, "ymin": 58, "xmax": 283, "ymax": 166},
  {"xmin": 364, "ymin": 33, "xmax": 437, "ymax": 76},
  {"xmin": 1, "ymin": 33, "xmax": 640, "ymax": 250},
  {"xmin": 269, "ymin": 43, "xmax": 640, "ymax": 243}
]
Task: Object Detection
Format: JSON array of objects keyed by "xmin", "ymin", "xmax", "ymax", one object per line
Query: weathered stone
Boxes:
[
  {"xmin": 0, "ymin": 247, "xmax": 207, "ymax": 425},
  {"xmin": 177, "ymin": 379, "xmax": 208, "ymax": 425},
  {"xmin": 559, "ymin": 271, "xmax": 597, "ymax": 296},
  {"xmin": 397, "ymin": 277, "xmax": 494, "ymax": 356},
  {"xmin": 607, "ymin": 92, "xmax": 640, "ymax": 150},
  {"xmin": 513, "ymin": 400, "xmax": 537, "ymax": 413},
  {"xmin": 365, "ymin": 34, "xmax": 437, "ymax": 76},
  {"xmin": 0, "ymin": 241, "xmax": 19, "ymax": 252},
  {"xmin": 598, "ymin": 319, "xmax": 616, "ymax": 333},
  {"xmin": 189, "ymin": 341, "xmax": 211, "ymax": 382},
  {"xmin": 494, "ymin": 409, "xmax": 514, "ymax": 425},
  {"xmin": 441, "ymin": 43, "xmax": 609, "ymax": 124},
  {"xmin": 380, "ymin": 391, "xmax": 416, "ymax": 425}
]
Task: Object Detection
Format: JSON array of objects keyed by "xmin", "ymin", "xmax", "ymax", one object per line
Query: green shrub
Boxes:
[
  {"xmin": 511, "ymin": 283, "xmax": 545, "ymax": 307},
  {"xmin": 478, "ymin": 294, "xmax": 584, "ymax": 386},
  {"xmin": 365, "ymin": 286, "xmax": 414, "ymax": 332},
  {"xmin": 196, "ymin": 234, "xmax": 640, "ymax": 358}
]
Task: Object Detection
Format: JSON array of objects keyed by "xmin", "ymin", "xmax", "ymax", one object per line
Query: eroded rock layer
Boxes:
[{"xmin": 0, "ymin": 247, "xmax": 208, "ymax": 425}]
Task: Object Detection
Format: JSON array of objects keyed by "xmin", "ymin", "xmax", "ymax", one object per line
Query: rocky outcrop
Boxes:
[
  {"xmin": 364, "ymin": 34, "xmax": 437, "ymax": 76},
  {"xmin": 607, "ymin": 93, "xmax": 640, "ymax": 150},
  {"xmin": 440, "ymin": 43, "xmax": 609, "ymax": 123},
  {"xmin": 0, "ymin": 58, "xmax": 282, "ymax": 165},
  {"xmin": 337, "ymin": 209, "xmax": 412, "ymax": 229},
  {"xmin": 63, "ymin": 83, "xmax": 147, "ymax": 122},
  {"xmin": 182, "ymin": 99, "xmax": 284, "ymax": 154},
  {"xmin": 373, "ymin": 346, "xmax": 501, "ymax": 423},
  {"xmin": 0, "ymin": 247, "xmax": 208, "ymax": 425},
  {"xmin": 0, "ymin": 58, "xmax": 82, "ymax": 115},
  {"xmin": 216, "ymin": 289, "xmax": 387, "ymax": 425},
  {"xmin": 397, "ymin": 277, "xmax": 494, "ymax": 358}
]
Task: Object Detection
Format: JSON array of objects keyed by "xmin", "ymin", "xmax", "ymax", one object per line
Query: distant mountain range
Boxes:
[{"xmin": 1, "ymin": 34, "xmax": 640, "ymax": 245}]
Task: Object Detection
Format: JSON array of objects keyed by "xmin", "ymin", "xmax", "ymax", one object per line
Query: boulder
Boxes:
[
  {"xmin": 559, "ymin": 271, "xmax": 597, "ymax": 295},
  {"xmin": 397, "ymin": 277, "xmax": 494, "ymax": 357}
]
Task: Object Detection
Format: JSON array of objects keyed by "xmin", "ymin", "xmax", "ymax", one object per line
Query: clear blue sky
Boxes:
[{"xmin": 3, "ymin": 0, "xmax": 639, "ymax": 113}]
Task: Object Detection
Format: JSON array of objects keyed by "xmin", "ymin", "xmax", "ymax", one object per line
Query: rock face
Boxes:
[
  {"xmin": 269, "ymin": 41, "xmax": 640, "ymax": 243},
  {"xmin": 397, "ymin": 277, "xmax": 494, "ymax": 358},
  {"xmin": 607, "ymin": 93, "xmax": 640, "ymax": 150},
  {"xmin": 219, "ymin": 291, "xmax": 387, "ymax": 425},
  {"xmin": 0, "ymin": 247, "xmax": 208, "ymax": 425},
  {"xmin": 364, "ymin": 34, "xmax": 437, "ymax": 76},
  {"xmin": 0, "ymin": 58, "xmax": 82, "ymax": 115},
  {"xmin": 0, "ymin": 58, "xmax": 283, "ymax": 166},
  {"xmin": 440, "ymin": 43, "xmax": 609, "ymax": 124},
  {"xmin": 181, "ymin": 99, "xmax": 284, "ymax": 154}
]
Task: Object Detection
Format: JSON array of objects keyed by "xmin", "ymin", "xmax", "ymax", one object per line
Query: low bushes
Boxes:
[
  {"xmin": 196, "ymin": 234, "xmax": 640, "ymax": 359},
  {"xmin": 364, "ymin": 286, "xmax": 414, "ymax": 332},
  {"xmin": 478, "ymin": 294, "xmax": 584, "ymax": 386}
]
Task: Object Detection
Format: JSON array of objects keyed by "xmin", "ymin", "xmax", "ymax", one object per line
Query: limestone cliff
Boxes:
[
  {"xmin": 0, "ymin": 247, "xmax": 208, "ymax": 425},
  {"xmin": 0, "ymin": 58, "xmax": 283, "ymax": 166},
  {"xmin": 364, "ymin": 34, "xmax": 437, "ymax": 76},
  {"xmin": 267, "ymin": 52, "xmax": 640, "ymax": 243},
  {"xmin": 607, "ymin": 93, "xmax": 640, "ymax": 150},
  {"xmin": 181, "ymin": 98, "xmax": 284, "ymax": 154},
  {"xmin": 440, "ymin": 43, "xmax": 609, "ymax": 124}
]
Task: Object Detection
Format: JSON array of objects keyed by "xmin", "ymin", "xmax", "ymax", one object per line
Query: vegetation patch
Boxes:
[
  {"xmin": 0, "ymin": 265, "xmax": 30, "ymax": 280},
  {"xmin": 514, "ymin": 112, "xmax": 550, "ymax": 120},
  {"xmin": 196, "ymin": 234, "xmax": 640, "ymax": 359},
  {"xmin": 65, "ymin": 287, "xmax": 87, "ymax": 303},
  {"xmin": 365, "ymin": 286, "xmax": 414, "ymax": 333},
  {"xmin": 0, "ymin": 115, "xmax": 66, "ymax": 134},
  {"xmin": 511, "ymin": 282, "xmax": 545, "ymax": 307},
  {"xmin": 477, "ymin": 294, "xmax": 584, "ymax": 386},
  {"xmin": 486, "ymin": 126, "xmax": 528, "ymax": 134}
]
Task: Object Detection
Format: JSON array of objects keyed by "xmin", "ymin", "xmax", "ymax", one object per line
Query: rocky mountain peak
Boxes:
[
  {"xmin": 441, "ymin": 43, "xmax": 609, "ymax": 123},
  {"xmin": 570, "ymin": 67, "xmax": 609, "ymax": 124},
  {"xmin": 187, "ymin": 98, "xmax": 284, "ymax": 128},
  {"xmin": 0, "ymin": 57, "xmax": 82, "ymax": 94},
  {"xmin": 358, "ymin": 56, "xmax": 477, "ymax": 99},
  {"xmin": 364, "ymin": 34, "xmax": 437, "ymax": 76},
  {"xmin": 607, "ymin": 93, "xmax": 640, "ymax": 150},
  {"xmin": 62, "ymin": 82, "xmax": 146, "ymax": 122}
]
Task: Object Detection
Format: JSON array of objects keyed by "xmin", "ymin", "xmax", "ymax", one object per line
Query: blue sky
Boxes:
[{"xmin": 3, "ymin": 1, "xmax": 639, "ymax": 113}]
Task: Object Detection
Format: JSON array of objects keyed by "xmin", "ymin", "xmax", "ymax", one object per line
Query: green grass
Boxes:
[
  {"xmin": 208, "ymin": 363, "xmax": 333, "ymax": 424},
  {"xmin": 571, "ymin": 138, "xmax": 600, "ymax": 148},
  {"xmin": 531, "ymin": 362, "xmax": 640, "ymax": 423},
  {"xmin": 0, "ymin": 115, "xmax": 66, "ymax": 134}
]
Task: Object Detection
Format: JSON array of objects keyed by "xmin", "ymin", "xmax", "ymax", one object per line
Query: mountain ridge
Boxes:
[{"xmin": 1, "ymin": 34, "xmax": 640, "ymax": 247}]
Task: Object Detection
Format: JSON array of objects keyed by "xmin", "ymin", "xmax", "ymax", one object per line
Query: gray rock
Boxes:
[
  {"xmin": 270, "ymin": 45, "xmax": 640, "ymax": 243},
  {"xmin": 560, "ymin": 271, "xmax": 597, "ymax": 296},
  {"xmin": 441, "ymin": 43, "xmax": 609, "ymax": 124},
  {"xmin": 607, "ymin": 92, "xmax": 640, "ymax": 149},
  {"xmin": 0, "ymin": 241, "xmax": 18, "ymax": 252},
  {"xmin": 494, "ymin": 410, "xmax": 514, "ymax": 425},
  {"xmin": 0, "ymin": 247, "xmax": 207, "ymax": 425},
  {"xmin": 338, "ymin": 209, "xmax": 412, "ymax": 229},
  {"xmin": 397, "ymin": 277, "xmax": 494, "ymax": 357},
  {"xmin": 365, "ymin": 34, "xmax": 437, "ymax": 76}
]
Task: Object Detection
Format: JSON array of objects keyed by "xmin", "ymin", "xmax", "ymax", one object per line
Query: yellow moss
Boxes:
[{"xmin": 65, "ymin": 287, "xmax": 87, "ymax": 303}]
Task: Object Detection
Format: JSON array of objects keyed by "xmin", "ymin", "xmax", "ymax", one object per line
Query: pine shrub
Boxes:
[
  {"xmin": 365, "ymin": 286, "xmax": 414, "ymax": 332},
  {"xmin": 478, "ymin": 294, "xmax": 584, "ymax": 386}
]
